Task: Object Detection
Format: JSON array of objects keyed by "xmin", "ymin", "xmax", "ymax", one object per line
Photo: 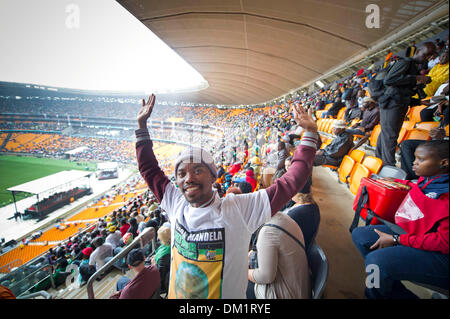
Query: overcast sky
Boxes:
[{"xmin": 0, "ymin": 0, "xmax": 206, "ymax": 93}]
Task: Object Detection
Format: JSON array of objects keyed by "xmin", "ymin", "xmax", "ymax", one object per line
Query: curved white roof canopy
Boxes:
[{"xmin": 117, "ymin": 0, "xmax": 448, "ymax": 106}]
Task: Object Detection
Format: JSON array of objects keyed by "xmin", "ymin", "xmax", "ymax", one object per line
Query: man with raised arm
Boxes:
[{"xmin": 135, "ymin": 94, "xmax": 318, "ymax": 299}]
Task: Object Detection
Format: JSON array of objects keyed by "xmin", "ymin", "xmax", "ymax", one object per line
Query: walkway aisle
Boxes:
[{"xmin": 311, "ymin": 167, "xmax": 366, "ymax": 299}]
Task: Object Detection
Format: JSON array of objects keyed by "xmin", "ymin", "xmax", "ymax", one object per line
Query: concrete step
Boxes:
[
  {"xmin": 53, "ymin": 268, "xmax": 125, "ymax": 299},
  {"xmin": 94, "ymin": 277, "xmax": 117, "ymax": 299}
]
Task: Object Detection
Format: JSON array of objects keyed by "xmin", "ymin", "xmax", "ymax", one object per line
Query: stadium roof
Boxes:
[
  {"xmin": 117, "ymin": 0, "xmax": 449, "ymax": 106},
  {"xmin": 7, "ymin": 170, "xmax": 91, "ymax": 194}
]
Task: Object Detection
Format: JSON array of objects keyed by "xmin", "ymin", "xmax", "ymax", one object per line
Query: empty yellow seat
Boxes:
[
  {"xmin": 349, "ymin": 163, "xmax": 372, "ymax": 195},
  {"xmin": 407, "ymin": 105, "xmax": 428, "ymax": 122},
  {"xmin": 405, "ymin": 129, "xmax": 430, "ymax": 141},
  {"xmin": 338, "ymin": 155, "xmax": 356, "ymax": 183},
  {"xmin": 336, "ymin": 108, "xmax": 346, "ymax": 120},
  {"xmin": 368, "ymin": 125, "xmax": 382, "ymax": 147},
  {"xmin": 415, "ymin": 121, "xmax": 440, "ymax": 131},
  {"xmin": 349, "ymin": 149, "xmax": 365, "ymax": 163},
  {"xmin": 361, "ymin": 156, "xmax": 383, "ymax": 175}
]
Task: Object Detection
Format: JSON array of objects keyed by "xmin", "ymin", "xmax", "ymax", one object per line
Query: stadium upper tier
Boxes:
[{"xmin": 0, "ymin": 81, "xmax": 273, "ymax": 128}]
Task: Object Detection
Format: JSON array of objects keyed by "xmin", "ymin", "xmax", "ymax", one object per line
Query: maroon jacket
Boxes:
[
  {"xmin": 110, "ymin": 265, "xmax": 160, "ymax": 299},
  {"xmin": 135, "ymin": 128, "xmax": 318, "ymax": 215}
]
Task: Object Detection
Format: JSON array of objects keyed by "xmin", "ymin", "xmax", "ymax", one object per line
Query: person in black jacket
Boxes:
[
  {"xmin": 314, "ymin": 120, "xmax": 353, "ymax": 167},
  {"xmin": 343, "ymin": 96, "xmax": 362, "ymax": 123},
  {"xmin": 405, "ymin": 41, "xmax": 416, "ymax": 58},
  {"xmin": 127, "ymin": 217, "xmax": 139, "ymax": 238},
  {"xmin": 145, "ymin": 208, "xmax": 164, "ymax": 230},
  {"xmin": 346, "ymin": 97, "xmax": 380, "ymax": 136},
  {"xmin": 321, "ymin": 97, "xmax": 345, "ymax": 118},
  {"xmin": 375, "ymin": 42, "xmax": 436, "ymax": 166}
]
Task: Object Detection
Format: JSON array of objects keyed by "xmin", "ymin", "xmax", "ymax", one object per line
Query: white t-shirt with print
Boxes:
[
  {"xmin": 161, "ymin": 182, "xmax": 271, "ymax": 299},
  {"xmin": 89, "ymin": 243, "xmax": 113, "ymax": 269}
]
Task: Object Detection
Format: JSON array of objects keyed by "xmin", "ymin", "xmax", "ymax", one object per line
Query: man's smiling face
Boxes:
[{"xmin": 176, "ymin": 161, "xmax": 216, "ymax": 207}]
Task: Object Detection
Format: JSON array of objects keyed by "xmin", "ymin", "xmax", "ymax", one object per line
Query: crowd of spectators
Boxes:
[
  {"xmin": 0, "ymin": 34, "xmax": 448, "ymax": 300},
  {"xmin": 0, "ymin": 94, "xmax": 268, "ymax": 130},
  {"xmin": 128, "ymin": 36, "xmax": 448, "ymax": 300}
]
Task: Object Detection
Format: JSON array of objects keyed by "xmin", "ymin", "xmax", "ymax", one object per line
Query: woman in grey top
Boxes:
[{"xmin": 248, "ymin": 213, "xmax": 310, "ymax": 299}]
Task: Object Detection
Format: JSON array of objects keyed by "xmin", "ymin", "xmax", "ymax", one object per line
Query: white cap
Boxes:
[{"xmin": 174, "ymin": 147, "xmax": 217, "ymax": 178}]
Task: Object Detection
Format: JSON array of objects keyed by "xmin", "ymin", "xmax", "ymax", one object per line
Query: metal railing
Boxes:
[
  {"xmin": 17, "ymin": 290, "xmax": 52, "ymax": 299},
  {"xmin": 86, "ymin": 226, "xmax": 155, "ymax": 299},
  {"xmin": 0, "ymin": 258, "xmax": 22, "ymax": 274},
  {"xmin": 4, "ymin": 263, "xmax": 55, "ymax": 297}
]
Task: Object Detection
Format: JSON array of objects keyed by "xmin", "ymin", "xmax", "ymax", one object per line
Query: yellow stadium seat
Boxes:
[
  {"xmin": 320, "ymin": 138, "xmax": 332, "ymax": 149},
  {"xmin": 402, "ymin": 121, "xmax": 416, "ymax": 131},
  {"xmin": 321, "ymin": 137, "xmax": 339, "ymax": 169},
  {"xmin": 338, "ymin": 155, "xmax": 356, "ymax": 183},
  {"xmin": 361, "ymin": 156, "xmax": 383, "ymax": 174},
  {"xmin": 317, "ymin": 119, "xmax": 323, "ymax": 131},
  {"xmin": 323, "ymin": 120, "xmax": 331, "ymax": 134},
  {"xmin": 318, "ymin": 119, "xmax": 328, "ymax": 131},
  {"xmin": 0, "ymin": 244, "xmax": 55, "ymax": 271},
  {"xmin": 328, "ymin": 120, "xmax": 338, "ymax": 134},
  {"xmin": 321, "ymin": 120, "xmax": 330, "ymax": 132},
  {"xmin": 350, "ymin": 118, "xmax": 362, "ymax": 127},
  {"xmin": 349, "ymin": 163, "xmax": 372, "ymax": 195},
  {"xmin": 407, "ymin": 105, "xmax": 428, "ymax": 122},
  {"xmin": 325, "ymin": 103, "xmax": 333, "ymax": 111},
  {"xmin": 316, "ymin": 110, "xmax": 325, "ymax": 119},
  {"xmin": 368, "ymin": 125, "xmax": 381, "ymax": 147},
  {"xmin": 322, "ymin": 120, "xmax": 332, "ymax": 133},
  {"xmin": 349, "ymin": 149, "xmax": 365, "ymax": 163},
  {"xmin": 397, "ymin": 121, "xmax": 419, "ymax": 144},
  {"xmin": 445, "ymin": 125, "xmax": 449, "ymax": 136},
  {"xmin": 415, "ymin": 121, "xmax": 440, "ymax": 131},
  {"xmin": 336, "ymin": 108, "xmax": 346, "ymax": 120},
  {"xmin": 397, "ymin": 127, "xmax": 409, "ymax": 144},
  {"xmin": 405, "ymin": 129, "xmax": 430, "ymax": 141},
  {"xmin": 316, "ymin": 119, "xmax": 324, "ymax": 130}
]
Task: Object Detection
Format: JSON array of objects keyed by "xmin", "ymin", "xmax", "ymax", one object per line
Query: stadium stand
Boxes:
[{"xmin": 0, "ymin": 14, "xmax": 448, "ymax": 301}]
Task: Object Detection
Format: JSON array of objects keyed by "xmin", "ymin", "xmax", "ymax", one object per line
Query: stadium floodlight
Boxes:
[{"xmin": 315, "ymin": 81, "xmax": 325, "ymax": 88}]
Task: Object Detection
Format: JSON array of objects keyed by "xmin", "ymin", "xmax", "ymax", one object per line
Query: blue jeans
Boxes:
[
  {"xmin": 116, "ymin": 276, "xmax": 131, "ymax": 291},
  {"xmin": 352, "ymin": 225, "xmax": 449, "ymax": 299},
  {"xmin": 104, "ymin": 247, "xmax": 126, "ymax": 269},
  {"xmin": 79, "ymin": 264, "xmax": 96, "ymax": 282},
  {"xmin": 246, "ymin": 280, "xmax": 256, "ymax": 299}
]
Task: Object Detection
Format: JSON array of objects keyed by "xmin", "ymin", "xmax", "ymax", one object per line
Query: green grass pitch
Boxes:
[{"xmin": 0, "ymin": 155, "xmax": 97, "ymax": 207}]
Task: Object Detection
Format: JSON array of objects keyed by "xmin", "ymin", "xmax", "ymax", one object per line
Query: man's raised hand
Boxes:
[
  {"xmin": 137, "ymin": 94, "xmax": 156, "ymax": 129},
  {"xmin": 293, "ymin": 103, "xmax": 318, "ymax": 133}
]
